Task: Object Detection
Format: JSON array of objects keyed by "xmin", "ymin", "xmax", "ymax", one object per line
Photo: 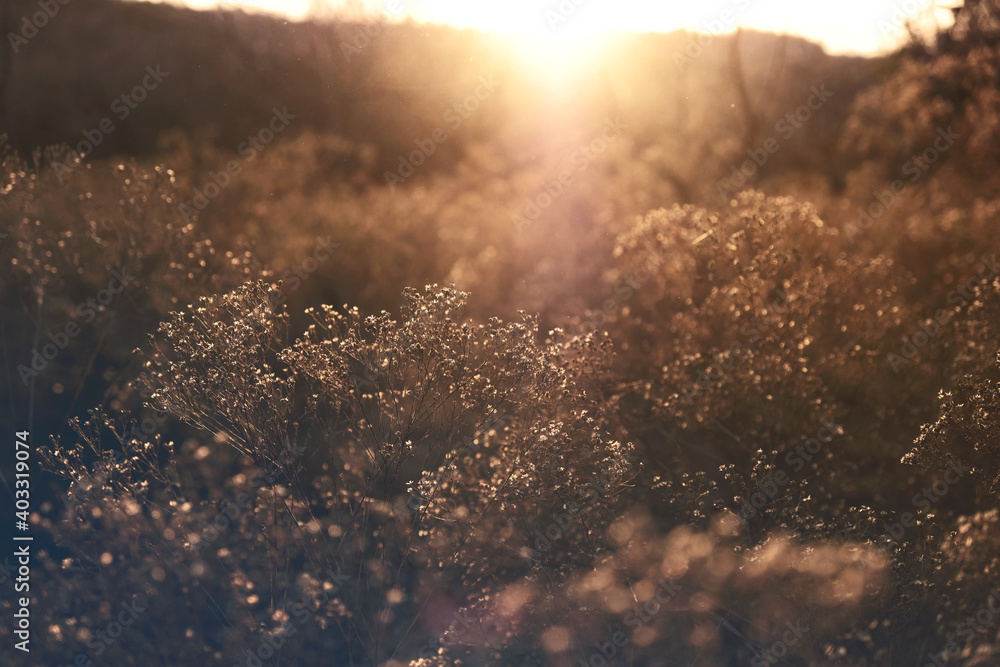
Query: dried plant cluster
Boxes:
[{"xmin": 35, "ymin": 279, "xmax": 638, "ymax": 665}]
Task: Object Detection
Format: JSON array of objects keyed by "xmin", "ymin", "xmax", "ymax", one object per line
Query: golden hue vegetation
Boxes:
[{"xmin": 3, "ymin": 1, "xmax": 1000, "ymax": 665}]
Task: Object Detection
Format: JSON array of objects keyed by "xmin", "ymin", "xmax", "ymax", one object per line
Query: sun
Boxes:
[
  {"xmin": 437, "ymin": 0, "xmax": 610, "ymax": 87},
  {"xmin": 505, "ymin": 31, "xmax": 614, "ymax": 88}
]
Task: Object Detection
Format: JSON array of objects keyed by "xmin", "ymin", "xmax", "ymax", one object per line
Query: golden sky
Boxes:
[{"xmin": 150, "ymin": 0, "xmax": 957, "ymax": 56}]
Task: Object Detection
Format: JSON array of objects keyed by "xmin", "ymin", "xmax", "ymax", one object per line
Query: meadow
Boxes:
[{"xmin": 3, "ymin": 1, "xmax": 1000, "ymax": 665}]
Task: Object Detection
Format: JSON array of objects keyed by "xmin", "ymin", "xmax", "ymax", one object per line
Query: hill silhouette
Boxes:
[{"xmin": 2, "ymin": 0, "xmax": 885, "ymax": 189}]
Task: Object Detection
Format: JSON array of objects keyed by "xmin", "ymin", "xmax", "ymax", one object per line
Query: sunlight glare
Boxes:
[
  {"xmin": 417, "ymin": 0, "xmax": 615, "ymax": 86},
  {"xmin": 160, "ymin": 0, "xmax": 955, "ymax": 57}
]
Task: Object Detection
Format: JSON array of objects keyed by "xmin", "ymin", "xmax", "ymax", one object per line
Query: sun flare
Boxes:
[
  {"xmin": 411, "ymin": 0, "xmax": 617, "ymax": 84},
  {"xmin": 505, "ymin": 31, "xmax": 614, "ymax": 88}
]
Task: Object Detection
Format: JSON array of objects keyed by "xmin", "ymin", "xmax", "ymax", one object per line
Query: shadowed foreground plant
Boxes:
[{"xmin": 54, "ymin": 280, "xmax": 632, "ymax": 665}]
